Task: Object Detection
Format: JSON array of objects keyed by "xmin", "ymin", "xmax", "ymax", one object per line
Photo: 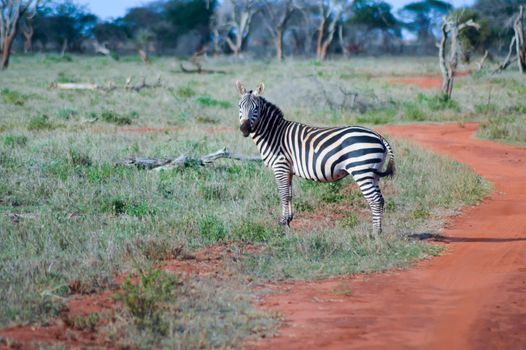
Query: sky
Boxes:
[{"xmin": 84, "ymin": 0, "xmax": 476, "ymax": 20}]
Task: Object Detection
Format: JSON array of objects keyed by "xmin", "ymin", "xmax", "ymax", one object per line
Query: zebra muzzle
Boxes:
[{"xmin": 240, "ymin": 120, "xmax": 251, "ymax": 137}]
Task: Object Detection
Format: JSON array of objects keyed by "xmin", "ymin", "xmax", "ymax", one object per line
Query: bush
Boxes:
[
  {"xmin": 103, "ymin": 197, "xmax": 157, "ymax": 217},
  {"xmin": 1, "ymin": 88, "xmax": 27, "ymax": 106},
  {"xmin": 117, "ymin": 269, "xmax": 178, "ymax": 335},
  {"xmin": 175, "ymin": 85, "xmax": 196, "ymax": 98},
  {"xmin": 196, "ymin": 95, "xmax": 231, "ymax": 109},
  {"xmin": 233, "ymin": 219, "xmax": 280, "ymax": 242},
  {"xmin": 2, "ymin": 134, "xmax": 28, "ymax": 147},
  {"xmin": 28, "ymin": 114, "xmax": 56, "ymax": 131},
  {"xmin": 57, "ymin": 107, "xmax": 77, "ymax": 120},
  {"xmin": 100, "ymin": 110, "xmax": 133, "ymax": 125},
  {"xmin": 416, "ymin": 93, "xmax": 459, "ymax": 111},
  {"xmin": 403, "ymin": 103, "xmax": 426, "ymax": 121},
  {"xmin": 198, "ymin": 215, "xmax": 227, "ymax": 242}
]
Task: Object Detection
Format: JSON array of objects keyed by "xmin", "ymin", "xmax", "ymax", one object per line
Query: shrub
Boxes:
[
  {"xmin": 340, "ymin": 213, "xmax": 359, "ymax": 228},
  {"xmin": 196, "ymin": 95, "xmax": 231, "ymax": 109},
  {"xmin": 403, "ymin": 103, "xmax": 426, "ymax": 121},
  {"xmin": 57, "ymin": 107, "xmax": 77, "ymax": 120},
  {"xmin": 100, "ymin": 110, "xmax": 133, "ymax": 125},
  {"xmin": 474, "ymin": 103, "xmax": 498, "ymax": 115},
  {"xmin": 117, "ymin": 269, "xmax": 178, "ymax": 335},
  {"xmin": 176, "ymin": 86, "xmax": 196, "ymax": 98},
  {"xmin": 416, "ymin": 93, "xmax": 459, "ymax": 111},
  {"xmin": 1, "ymin": 88, "xmax": 27, "ymax": 106},
  {"xmin": 28, "ymin": 114, "xmax": 56, "ymax": 131},
  {"xmin": 198, "ymin": 215, "xmax": 227, "ymax": 242},
  {"xmin": 2, "ymin": 134, "xmax": 28, "ymax": 147},
  {"xmin": 56, "ymin": 71, "xmax": 76, "ymax": 83},
  {"xmin": 233, "ymin": 219, "xmax": 280, "ymax": 242},
  {"xmin": 103, "ymin": 197, "xmax": 157, "ymax": 217}
]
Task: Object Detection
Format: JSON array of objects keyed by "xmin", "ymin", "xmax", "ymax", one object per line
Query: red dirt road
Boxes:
[
  {"xmin": 386, "ymin": 71, "xmax": 471, "ymax": 89},
  {"xmin": 250, "ymin": 123, "xmax": 526, "ymax": 350}
]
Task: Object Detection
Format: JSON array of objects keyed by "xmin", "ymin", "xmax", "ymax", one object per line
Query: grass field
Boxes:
[{"xmin": 1, "ymin": 53, "xmax": 519, "ymax": 348}]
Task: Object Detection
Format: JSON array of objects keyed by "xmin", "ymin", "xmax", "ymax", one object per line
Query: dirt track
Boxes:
[
  {"xmin": 250, "ymin": 122, "xmax": 526, "ymax": 350},
  {"xmin": 1, "ymin": 123, "xmax": 525, "ymax": 349}
]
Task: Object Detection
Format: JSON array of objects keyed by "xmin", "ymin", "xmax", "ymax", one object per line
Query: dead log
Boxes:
[
  {"xmin": 119, "ymin": 148, "xmax": 262, "ymax": 171},
  {"xmin": 48, "ymin": 82, "xmax": 109, "ymax": 91},
  {"xmin": 180, "ymin": 46, "xmax": 226, "ymax": 74},
  {"xmin": 49, "ymin": 76, "xmax": 161, "ymax": 92}
]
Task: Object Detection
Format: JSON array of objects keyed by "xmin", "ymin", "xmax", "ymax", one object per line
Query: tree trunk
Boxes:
[
  {"xmin": 514, "ymin": 6, "xmax": 525, "ymax": 73},
  {"xmin": 276, "ymin": 29, "xmax": 283, "ymax": 62},
  {"xmin": 316, "ymin": 12, "xmax": 325, "ymax": 60},
  {"xmin": 1, "ymin": 34, "xmax": 15, "ymax": 70},
  {"xmin": 338, "ymin": 25, "xmax": 348, "ymax": 58}
]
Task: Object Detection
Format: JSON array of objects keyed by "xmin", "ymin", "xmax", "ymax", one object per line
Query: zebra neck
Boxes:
[{"xmin": 251, "ymin": 104, "xmax": 290, "ymax": 167}]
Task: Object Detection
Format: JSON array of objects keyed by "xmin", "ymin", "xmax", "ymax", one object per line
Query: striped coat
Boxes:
[{"xmin": 237, "ymin": 82, "xmax": 395, "ymax": 233}]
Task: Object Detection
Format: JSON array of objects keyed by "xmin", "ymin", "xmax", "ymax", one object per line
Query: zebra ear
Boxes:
[
  {"xmin": 235, "ymin": 80, "xmax": 246, "ymax": 95},
  {"xmin": 254, "ymin": 82, "xmax": 265, "ymax": 96}
]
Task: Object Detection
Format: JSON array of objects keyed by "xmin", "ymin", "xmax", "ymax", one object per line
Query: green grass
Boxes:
[
  {"xmin": 477, "ymin": 115, "xmax": 526, "ymax": 145},
  {"xmin": 0, "ymin": 55, "xmax": 498, "ymax": 348}
]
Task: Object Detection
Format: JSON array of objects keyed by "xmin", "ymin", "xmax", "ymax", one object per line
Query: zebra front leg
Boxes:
[{"xmin": 274, "ymin": 169, "xmax": 293, "ymax": 226}]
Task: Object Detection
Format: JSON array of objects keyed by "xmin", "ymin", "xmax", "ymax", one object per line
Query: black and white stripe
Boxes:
[{"xmin": 236, "ymin": 82, "xmax": 395, "ymax": 233}]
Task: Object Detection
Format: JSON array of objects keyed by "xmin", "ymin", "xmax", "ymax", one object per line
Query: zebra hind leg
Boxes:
[{"xmin": 355, "ymin": 175, "xmax": 385, "ymax": 235}]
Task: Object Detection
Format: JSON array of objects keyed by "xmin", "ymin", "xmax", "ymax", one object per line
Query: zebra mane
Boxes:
[{"xmin": 258, "ymin": 96, "xmax": 285, "ymax": 120}]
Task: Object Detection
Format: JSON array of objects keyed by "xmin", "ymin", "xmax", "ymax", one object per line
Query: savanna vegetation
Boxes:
[
  {"xmin": 0, "ymin": 55, "xmax": 507, "ymax": 348},
  {"xmin": 1, "ymin": 0, "xmax": 525, "ymax": 348}
]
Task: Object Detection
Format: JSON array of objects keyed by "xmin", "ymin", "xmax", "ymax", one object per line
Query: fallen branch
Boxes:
[
  {"xmin": 180, "ymin": 62, "xmax": 226, "ymax": 74},
  {"xmin": 119, "ymin": 148, "xmax": 262, "ymax": 171},
  {"xmin": 49, "ymin": 76, "xmax": 162, "ymax": 92}
]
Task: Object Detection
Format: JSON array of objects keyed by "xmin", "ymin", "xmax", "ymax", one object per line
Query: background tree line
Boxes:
[{"xmin": 2, "ymin": 0, "xmax": 526, "ymax": 62}]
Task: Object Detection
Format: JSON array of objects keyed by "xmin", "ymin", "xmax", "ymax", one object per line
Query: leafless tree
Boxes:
[
  {"xmin": 20, "ymin": 11, "xmax": 33, "ymax": 53},
  {"xmin": 438, "ymin": 15, "xmax": 479, "ymax": 99},
  {"xmin": 494, "ymin": 6, "xmax": 525, "ymax": 74},
  {"xmin": 262, "ymin": 0, "xmax": 298, "ymax": 62},
  {"xmin": 216, "ymin": 0, "xmax": 259, "ymax": 57},
  {"xmin": 514, "ymin": 5, "xmax": 525, "ymax": 72},
  {"xmin": 0, "ymin": 0, "xmax": 40, "ymax": 69},
  {"xmin": 315, "ymin": 0, "xmax": 350, "ymax": 61}
]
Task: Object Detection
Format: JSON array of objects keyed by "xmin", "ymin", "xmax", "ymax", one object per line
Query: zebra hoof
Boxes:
[{"xmin": 279, "ymin": 218, "xmax": 290, "ymax": 227}]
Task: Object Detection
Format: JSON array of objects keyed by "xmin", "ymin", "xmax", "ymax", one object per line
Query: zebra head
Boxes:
[{"xmin": 236, "ymin": 81, "xmax": 264, "ymax": 137}]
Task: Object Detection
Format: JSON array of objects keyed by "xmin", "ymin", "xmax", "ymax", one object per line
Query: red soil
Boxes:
[
  {"xmin": 0, "ymin": 243, "xmax": 252, "ymax": 349},
  {"xmin": 248, "ymin": 122, "xmax": 526, "ymax": 350},
  {"xmin": 387, "ymin": 71, "xmax": 471, "ymax": 89},
  {"xmin": 2, "ymin": 123, "xmax": 525, "ymax": 349}
]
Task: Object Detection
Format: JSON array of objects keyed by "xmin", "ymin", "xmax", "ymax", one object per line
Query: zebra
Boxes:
[{"xmin": 236, "ymin": 81, "xmax": 395, "ymax": 234}]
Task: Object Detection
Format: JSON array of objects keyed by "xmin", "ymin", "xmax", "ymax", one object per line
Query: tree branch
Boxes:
[{"xmin": 119, "ymin": 148, "xmax": 262, "ymax": 171}]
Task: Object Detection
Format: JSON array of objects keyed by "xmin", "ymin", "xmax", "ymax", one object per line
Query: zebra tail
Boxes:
[{"xmin": 374, "ymin": 138, "xmax": 395, "ymax": 178}]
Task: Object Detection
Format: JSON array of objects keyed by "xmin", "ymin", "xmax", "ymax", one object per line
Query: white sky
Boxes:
[{"xmin": 84, "ymin": 0, "xmax": 476, "ymax": 20}]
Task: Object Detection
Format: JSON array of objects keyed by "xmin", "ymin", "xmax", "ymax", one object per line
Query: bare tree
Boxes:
[
  {"xmin": 495, "ymin": 6, "xmax": 525, "ymax": 74},
  {"xmin": 438, "ymin": 15, "xmax": 479, "ymax": 99},
  {"xmin": 262, "ymin": 0, "xmax": 298, "ymax": 62},
  {"xmin": 216, "ymin": 0, "xmax": 258, "ymax": 57},
  {"xmin": 0, "ymin": 0, "xmax": 40, "ymax": 69},
  {"xmin": 514, "ymin": 5, "xmax": 525, "ymax": 72},
  {"xmin": 316, "ymin": 0, "xmax": 350, "ymax": 61},
  {"xmin": 20, "ymin": 11, "xmax": 33, "ymax": 53}
]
